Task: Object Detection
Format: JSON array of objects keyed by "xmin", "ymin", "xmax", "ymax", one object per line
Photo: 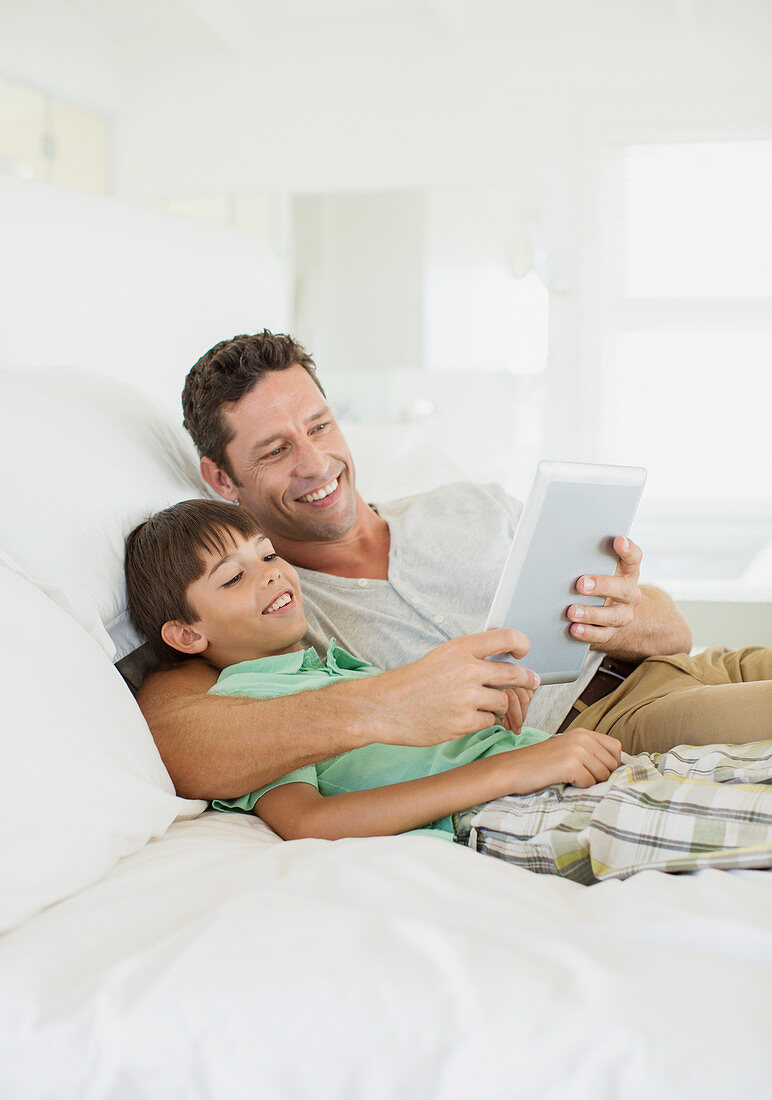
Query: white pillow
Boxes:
[
  {"xmin": 0, "ymin": 367, "xmax": 210, "ymax": 661},
  {"xmin": 0, "ymin": 565, "xmax": 206, "ymax": 933}
]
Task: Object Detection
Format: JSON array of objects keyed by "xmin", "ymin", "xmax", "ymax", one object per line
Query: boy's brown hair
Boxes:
[{"xmin": 125, "ymin": 499, "xmax": 263, "ymax": 664}]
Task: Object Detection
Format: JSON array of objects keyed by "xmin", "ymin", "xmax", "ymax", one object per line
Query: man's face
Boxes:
[
  {"xmin": 186, "ymin": 531, "xmax": 307, "ymax": 668},
  {"xmin": 215, "ymin": 365, "xmax": 358, "ymax": 545}
]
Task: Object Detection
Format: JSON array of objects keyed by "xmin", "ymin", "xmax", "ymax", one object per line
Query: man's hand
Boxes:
[
  {"xmin": 501, "ymin": 686, "xmax": 535, "ymax": 733},
  {"xmin": 565, "ymin": 535, "xmax": 692, "ymax": 660},
  {"xmin": 566, "ymin": 535, "xmax": 643, "ymax": 652},
  {"xmin": 369, "ymin": 629, "xmax": 539, "ymax": 747}
]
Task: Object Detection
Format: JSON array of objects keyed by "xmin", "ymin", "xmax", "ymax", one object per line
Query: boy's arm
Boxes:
[
  {"xmin": 255, "ymin": 729, "xmax": 622, "ymax": 841},
  {"xmin": 137, "ymin": 629, "xmax": 540, "ymax": 801}
]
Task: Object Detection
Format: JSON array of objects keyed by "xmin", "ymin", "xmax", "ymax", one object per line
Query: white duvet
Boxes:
[
  {"xmin": 2, "ymin": 812, "xmax": 771, "ymax": 1100},
  {"xmin": 2, "ymin": 370, "xmax": 770, "ymax": 1099}
]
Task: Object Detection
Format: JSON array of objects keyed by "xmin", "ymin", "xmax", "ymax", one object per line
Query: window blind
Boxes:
[{"xmin": 600, "ymin": 140, "xmax": 772, "ymax": 509}]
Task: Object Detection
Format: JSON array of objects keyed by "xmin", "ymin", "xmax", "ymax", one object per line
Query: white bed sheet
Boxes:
[{"xmin": 2, "ymin": 812, "xmax": 771, "ymax": 1099}]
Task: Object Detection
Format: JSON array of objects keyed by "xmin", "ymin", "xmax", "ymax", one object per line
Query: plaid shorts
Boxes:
[{"xmin": 454, "ymin": 740, "xmax": 772, "ymax": 884}]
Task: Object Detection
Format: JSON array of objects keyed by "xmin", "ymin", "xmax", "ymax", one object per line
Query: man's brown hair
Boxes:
[
  {"xmin": 181, "ymin": 329, "xmax": 324, "ymax": 482},
  {"xmin": 125, "ymin": 499, "xmax": 263, "ymax": 664}
]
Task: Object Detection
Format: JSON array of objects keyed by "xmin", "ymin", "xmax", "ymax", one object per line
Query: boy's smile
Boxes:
[{"xmin": 182, "ymin": 531, "xmax": 307, "ymax": 669}]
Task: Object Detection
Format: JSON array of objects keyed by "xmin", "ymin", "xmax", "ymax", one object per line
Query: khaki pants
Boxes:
[{"xmin": 567, "ymin": 646, "xmax": 772, "ymax": 755}]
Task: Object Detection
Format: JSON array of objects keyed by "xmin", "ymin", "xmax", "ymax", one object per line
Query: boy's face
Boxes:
[{"xmin": 183, "ymin": 530, "xmax": 307, "ymax": 668}]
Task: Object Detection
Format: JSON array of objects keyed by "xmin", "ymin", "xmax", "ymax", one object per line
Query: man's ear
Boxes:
[
  {"xmin": 161, "ymin": 621, "xmax": 209, "ymax": 656},
  {"xmin": 200, "ymin": 456, "xmax": 239, "ymax": 503}
]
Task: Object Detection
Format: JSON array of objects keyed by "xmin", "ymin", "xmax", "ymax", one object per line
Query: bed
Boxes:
[{"xmin": 1, "ymin": 367, "xmax": 771, "ymax": 1099}]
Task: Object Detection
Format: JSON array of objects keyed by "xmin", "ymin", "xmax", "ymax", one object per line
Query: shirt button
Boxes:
[
  {"xmin": 358, "ymin": 578, "xmax": 368, "ymax": 587},
  {"xmin": 434, "ymin": 614, "xmax": 444, "ymax": 624}
]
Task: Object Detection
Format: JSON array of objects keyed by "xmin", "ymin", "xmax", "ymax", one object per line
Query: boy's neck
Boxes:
[
  {"xmin": 269, "ymin": 497, "xmax": 391, "ymax": 580},
  {"xmin": 211, "ymin": 639, "xmax": 306, "ymax": 671}
]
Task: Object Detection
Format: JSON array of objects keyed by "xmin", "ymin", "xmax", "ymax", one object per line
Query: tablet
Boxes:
[{"xmin": 485, "ymin": 461, "xmax": 647, "ymax": 684}]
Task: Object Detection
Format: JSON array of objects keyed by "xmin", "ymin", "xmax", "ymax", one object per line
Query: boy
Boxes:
[{"xmin": 125, "ymin": 500, "xmax": 622, "ymax": 841}]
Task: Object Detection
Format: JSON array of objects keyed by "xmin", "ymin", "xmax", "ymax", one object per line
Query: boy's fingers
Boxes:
[
  {"xmin": 571, "ymin": 729, "xmax": 622, "ymax": 758},
  {"xmin": 573, "ymin": 765, "xmax": 600, "ymax": 789},
  {"xmin": 595, "ymin": 732, "xmax": 623, "ymax": 763}
]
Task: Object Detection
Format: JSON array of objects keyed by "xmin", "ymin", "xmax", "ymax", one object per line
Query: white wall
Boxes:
[
  {"xmin": 0, "ymin": 0, "xmax": 124, "ymax": 115},
  {"xmin": 294, "ymin": 192, "xmax": 425, "ymax": 373},
  {"xmin": 106, "ymin": 2, "xmax": 772, "ymax": 469},
  {"xmin": 0, "ymin": 175, "xmax": 290, "ymax": 412},
  {"xmin": 113, "ymin": 4, "xmax": 772, "ymax": 199},
  {"xmin": 1, "ymin": 0, "xmax": 770, "ymax": 621}
]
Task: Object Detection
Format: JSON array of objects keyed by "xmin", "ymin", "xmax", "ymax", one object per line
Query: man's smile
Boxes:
[{"xmin": 295, "ymin": 476, "xmax": 342, "ymax": 506}]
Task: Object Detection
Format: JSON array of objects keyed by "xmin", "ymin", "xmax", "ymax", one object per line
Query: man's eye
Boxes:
[
  {"xmin": 222, "ymin": 572, "xmax": 243, "ymax": 588},
  {"xmin": 310, "ymin": 422, "xmax": 328, "ymax": 434}
]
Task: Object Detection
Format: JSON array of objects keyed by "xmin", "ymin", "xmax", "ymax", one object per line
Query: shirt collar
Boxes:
[
  {"xmin": 217, "ymin": 639, "xmax": 372, "ymax": 681},
  {"xmin": 218, "ymin": 647, "xmax": 319, "ymax": 680}
]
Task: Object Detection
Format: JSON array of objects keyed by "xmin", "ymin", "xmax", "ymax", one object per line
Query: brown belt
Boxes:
[{"xmin": 556, "ymin": 655, "xmax": 642, "ymax": 734}]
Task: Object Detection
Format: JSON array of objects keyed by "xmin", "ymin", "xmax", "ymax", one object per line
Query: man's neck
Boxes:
[{"xmin": 271, "ymin": 496, "xmax": 391, "ymax": 579}]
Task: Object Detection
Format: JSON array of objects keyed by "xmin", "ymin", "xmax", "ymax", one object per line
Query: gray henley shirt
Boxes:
[{"xmin": 298, "ymin": 481, "xmax": 600, "ymax": 735}]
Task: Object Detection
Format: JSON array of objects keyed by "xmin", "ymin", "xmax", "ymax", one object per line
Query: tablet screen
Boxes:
[{"xmin": 485, "ymin": 461, "xmax": 646, "ymax": 683}]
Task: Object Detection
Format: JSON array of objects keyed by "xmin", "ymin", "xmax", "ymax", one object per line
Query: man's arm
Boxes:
[
  {"xmin": 255, "ymin": 728, "xmax": 622, "ymax": 841},
  {"xmin": 137, "ymin": 629, "xmax": 539, "ymax": 801},
  {"xmin": 566, "ymin": 536, "xmax": 692, "ymax": 660}
]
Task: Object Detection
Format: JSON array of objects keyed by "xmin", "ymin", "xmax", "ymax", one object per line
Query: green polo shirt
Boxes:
[{"xmin": 211, "ymin": 641, "xmax": 550, "ymax": 837}]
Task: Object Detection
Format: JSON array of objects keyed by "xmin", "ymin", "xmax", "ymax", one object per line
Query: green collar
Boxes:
[{"xmin": 218, "ymin": 638, "xmax": 373, "ymax": 680}]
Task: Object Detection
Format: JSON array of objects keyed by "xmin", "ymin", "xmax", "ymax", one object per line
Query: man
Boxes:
[{"xmin": 138, "ymin": 330, "xmax": 770, "ymax": 800}]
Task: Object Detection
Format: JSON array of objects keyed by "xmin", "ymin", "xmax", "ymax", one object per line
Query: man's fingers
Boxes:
[
  {"xmin": 567, "ymin": 600, "xmax": 635, "ymax": 630},
  {"xmin": 613, "ymin": 535, "xmax": 643, "ymax": 575},
  {"xmin": 471, "ymin": 628, "xmax": 531, "ymax": 661},
  {"xmin": 575, "ymin": 537, "xmax": 642, "ymax": 599},
  {"xmin": 575, "ymin": 574, "xmax": 637, "ymax": 603},
  {"xmin": 568, "ymin": 621, "xmax": 624, "ymax": 645},
  {"xmin": 489, "ymin": 686, "xmax": 514, "ymax": 716},
  {"xmin": 503, "ymin": 686, "xmax": 534, "ymax": 732},
  {"xmin": 483, "ymin": 662, "xmax": 541, "ymax": 690}
]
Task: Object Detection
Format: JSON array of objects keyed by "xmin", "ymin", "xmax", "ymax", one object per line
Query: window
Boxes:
[
  {"xmin": 424, "ymin": 188, "xmax": 550, "ymax": 375},
  {"xmin": 597, "ymin": 140, "xmax": 772, "ymax": 516},
  {"xmin": 0, "ymin": 75, "xmax": 109, "ymax": 193}
]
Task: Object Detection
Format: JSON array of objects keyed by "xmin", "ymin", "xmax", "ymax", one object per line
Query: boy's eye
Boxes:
[
  {"xmin": 262, "ymin": 552, "xmax": 278, "ymax": 563},
  {"xmin": 222, "ymin": 571, "xmax": 244, "ymax": 589}
]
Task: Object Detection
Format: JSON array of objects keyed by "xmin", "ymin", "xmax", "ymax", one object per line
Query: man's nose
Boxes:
[{"xmin": 292, "ymin": 436, "xmax": 328, "ymax": 478}]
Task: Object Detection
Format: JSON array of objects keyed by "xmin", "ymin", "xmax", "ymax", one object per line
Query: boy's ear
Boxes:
[
  {"xmin": 161, "ymin": 621, "xmax": 208, "ymax": 656},
  {"xmin": 200, "ymin": 457, "xmax": 239, "ymax": 503}
]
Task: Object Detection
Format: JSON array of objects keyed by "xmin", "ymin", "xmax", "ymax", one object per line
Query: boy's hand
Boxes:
[{"xmin": 504, "ymin": 728, "xmax": 622, "ymax": 793}]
